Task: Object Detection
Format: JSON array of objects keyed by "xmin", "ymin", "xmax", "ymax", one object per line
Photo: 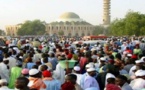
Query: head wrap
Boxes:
[
  {"xmin": 21, "ymin": 68, "xmax": 29, "ymax": 75},
  {"xmin": 42, "ymin": 70, "xmax": 52, "ymax": 77},
  {"xmin": 61, "ymin": 82, "xmax": 75, "ymax": 90}
]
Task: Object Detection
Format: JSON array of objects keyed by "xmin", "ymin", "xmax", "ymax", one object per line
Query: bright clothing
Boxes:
[
  {"xmin": 8, "ymin": 66, "xmax": 22, "ymax": 89},
  {"xmin": 84, "ymin": 75, "xmax": 100, "ymax": 90},
  {"xmin": 130, "ymin": 78, "xmax": 145, "ymax": 90},
  {"xmin": 28, "ymin": 77, "xmax": 46, "ymax": 90},
  {"xmin": 43, "ymin": 77, "xmax": 61, "ymax": 90},
  {"xmin": 105, "ymin": 84, "xmax": 121, "ymax": 90}
]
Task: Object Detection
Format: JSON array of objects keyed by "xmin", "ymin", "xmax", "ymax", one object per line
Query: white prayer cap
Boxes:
[
  {"xmin": 135, "ymin": 70, "xmax": 145, "ymax": 76},
  {"xmin": 127, "ymin": 54, "xmax": 132, "ymax": 57},
  {"xmin": 3, "ymin": 58, "xmax": 9, "ymax": 61},
  {"xmin": 83, "ymin": 50, "xmax": 87, "ymax": 53},
  {"xmin": 26, "ymin": 39, "xmax": 29, "ymax": 42},
  {"xmin": 106, "ymin": 74, "xmax": 115, "ymax": 80},
  {"xmin": 135, "ymin": 59, "xmax": 144, "ymax": 64},
  {"xmin": 0, "ymin": 79, "xmax": 7, "ymax": 84},
  {"xmin": 91, "ymin": 55, "xmax": 97, "ymax": 59},
  {"xmin": 100, "ymin": 57, "xmax": 106, "ymax": 61},
  {"xmin": 19, "ymin": 56, "xmax": 23, "ymax": 59},
  {"xmin": 91, "ymin": 48, "xmax": 96, "ymax": 51},
  {"xmin": 74, "ymin": 66, "xmax": 81, "ymax": 71},
  {"xmin": 29, "ymin": 69, "xmax": 39, "ymax": 76},
  {"xmin": 13, "ymin": 47, "xmax": 18, "ymax": 50},
  {"xmin": 33, "ymin": 47, "xmax": 37, "ymax": 50},
  {"xmin": 123, "ymin": 51, "xmax": 128, "ymax": 55},
  {"xmin": 86, "ymin": 63, "xmax": 94, "ymax": 68},
  {"xmin": 87, "ymin": 68, "xmax": 96, "ymax": 72},
  {"xmin": 141, "ymin": 57, "xmax": 145, "ymax": 61}
]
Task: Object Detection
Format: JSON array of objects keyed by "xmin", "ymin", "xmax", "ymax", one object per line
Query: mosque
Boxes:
[
  {"xmin": 45, "ymin": 12, "xmax": 95, "ymax": 37},
  {"xmin": 5, "ymin": 0, "xmax": 111, "ymax": 37}
]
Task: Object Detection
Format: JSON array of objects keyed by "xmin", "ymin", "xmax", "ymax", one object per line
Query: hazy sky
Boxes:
[{"xmin": 0, "ymin": 0, "xmax": 145, "ymax": 30}]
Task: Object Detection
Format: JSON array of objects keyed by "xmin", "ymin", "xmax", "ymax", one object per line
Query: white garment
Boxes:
[
  {"xmin": 33, "ymin": 53, "xmax": 42, "ymax": 62},
  {"xmin": 0, "ymin": 62, "xmax": 9, "ymax": 82},
  {"xmin": 129, "ymin": 65, "xmax": 136, "ymax": 76},
  {"xmin": 130, "ymin": 78, "xmax": 145, "ymax": 90},
  {"xmin": 7, "ymin": 57, "xmax": 16, "ymax": 69},
  {"xmin": 73, "ymin": 73, "xmax": 83, "ymax": 85},
  {"xmin": 0, "ymin": 86, "xmax": 13, "ymax": 90},
  {"xmin": 84, "ymin": 75, "xmax": 100, "ymax": 90},
  {"xmin": 53, "ymin": 63, "xmax": 65, "ymax": 84},
  {"xmin": 105, "ymin": 73, "xmax": 115, "ymax": 85}
]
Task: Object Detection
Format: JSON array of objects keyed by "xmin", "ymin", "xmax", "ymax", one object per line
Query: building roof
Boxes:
[
  {"xmin": 47, "ymin": 12, "xmax": 93, "ymax": 26},
  {"xmin": 48, "ymin": 21, "xmax": 92, "ymax": 25},
  {"xmin": 59, "ymin": 12, "xmax": 80, "ymax": 19}
]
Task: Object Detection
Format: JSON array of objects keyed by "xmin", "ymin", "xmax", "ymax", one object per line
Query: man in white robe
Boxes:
[{"xmin": 0, "ymin": 59, "xmax": 9, "ymax": 82}]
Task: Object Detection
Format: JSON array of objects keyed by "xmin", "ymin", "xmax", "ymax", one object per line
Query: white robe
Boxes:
[
  {"xmin": 0, "ymin": 63, "xmax": 9, "ymax": 82},
  {"xmin": 53, "ymin": 63, "xmax": 65, "ymax": 84}
]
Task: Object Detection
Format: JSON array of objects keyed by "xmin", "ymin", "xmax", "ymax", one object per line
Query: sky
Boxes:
[{"xmin": 0, "ymin": 0, "xmax": 145, "ymax": 30}]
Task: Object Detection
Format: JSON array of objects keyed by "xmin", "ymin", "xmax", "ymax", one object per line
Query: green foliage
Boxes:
[
  {"xmin": 0, "ymin": 29, "xmax": 5, "ymax": 35},
  {"xmin": 93, "ymin": 25, "xmax": 105, "ymax": 35},
  {"xmin": 58, "ymin": 30, "xmax": 64, "ymax": 36},
  {"xmin": 110, "ymin": 11, "xmax": 145, "ymax": 36},
  {"xmin": 17, "ymin": 20, "xmax": 46, "ymax": 35}
]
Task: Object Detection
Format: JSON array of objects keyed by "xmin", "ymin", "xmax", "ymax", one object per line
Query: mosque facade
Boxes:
[{"xmin": 45, "ymin": 12, "xmax": 95, "ymax": 37}]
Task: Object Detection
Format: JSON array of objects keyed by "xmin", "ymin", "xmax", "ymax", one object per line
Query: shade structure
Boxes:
[{"xmin": 59, "ymin": 60, "xmax": 77, "ymax": 69}]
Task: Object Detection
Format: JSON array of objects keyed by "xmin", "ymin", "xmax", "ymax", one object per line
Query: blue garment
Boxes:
[
  {"xmin": 85, "ymin": 87, "xmax": 100, "ymax": 90},
  {"xmin": 0, "ymin": 50, "xmax": 3, "ymax": 62},
  {"xmin": 43, "ymin": 79, "xmax": 61, "ymax": 90},
  {"xmin": 26, "ymin": 62, "xmax": 35, "ymax": 69},
  {"xmin": 48, "ymin": 57, "xmax": 58, "ymax": 70}
]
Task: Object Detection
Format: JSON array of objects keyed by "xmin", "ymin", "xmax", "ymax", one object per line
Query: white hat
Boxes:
[
  {"xmin": 29, "ymin": 69, "xmax": 39, "ymax": 76},
  {"xmin": 3, "ymin": 58, "xmax": 9, "ymax": 61},
  {"xmin": 100, "ymin": 57, "xmax": 106, "ymax": 61},
  {"xmin": 0, "ymin": 79, "xmax": 7, "ymax": 84},
  {"xmin": 13, "ymin": 47, "xmax": 18, "ymax": 50},
  {"xmin": 123, "ymin": 51, "xmax": 128, "ymax": 55},
  {"xmin": 91, "ymin": 48, "xmax": 96, "ymax": 51},
  {"xmin": 135, "ymin": 70, "xmax": 145, "ymax": 76},
  {"xmin": 86, "ymin": 63, "xmax": 94, "ymax": 68},
  {"xmin": 19, "ymin": 56, "xmax": 23, "ymax": 59},
  {"xmin": 141, "ymin": 57, "xmax": 145, "ymax": 61},
  {"xmin": 87, "ymin": 68, "xmax": 96, "ymax": 72},
  {"xmin": 135, "ymin": 59, "xmax": 144, "ymax": 64},
  {"xmin": 127, "ymin": 54, "xmax": 132, "ymax": 57},
  {"xmin": 74, "ymin": 66, "xmax": 81, "ymax": 71},
  {"xmin": 106, "ymin": 74, "xmax": 115, "ymax": 80},
  {"xmin": 91, "ymin": 55, "xmax": 97, "ymax": 59}
]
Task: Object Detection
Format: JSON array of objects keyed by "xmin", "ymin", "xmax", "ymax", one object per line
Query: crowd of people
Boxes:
[{"xmin": 0, "ymin": 36, "xmax": 145, "ymax": 90}]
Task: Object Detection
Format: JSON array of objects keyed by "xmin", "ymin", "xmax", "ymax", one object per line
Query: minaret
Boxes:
[{"xmin": 103, "ymin": 0, "xmax": 111, "ymax": 25}]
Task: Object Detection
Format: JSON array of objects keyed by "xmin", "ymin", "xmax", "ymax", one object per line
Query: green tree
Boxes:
[
  {"xmin": 110, "ymin": 11, "xmax": 145, "ymax": 36},
  {"xmin": 17, "ymin": 20, "xmax": 46, "ymax": 35},
  {"xmin": 0, "ymin": 29, "xmax": 5, "ymax": 35},
  {"xmin": 93, "ymin": 25, "xmax": 105, "ymax": 35},
  {"xmin": 58, "ymin": 30, "xmax": 64, "ymax": 36}
]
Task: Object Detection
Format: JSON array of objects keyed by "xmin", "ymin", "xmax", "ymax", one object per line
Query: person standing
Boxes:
[
  {"xmin": 84, "ymin": 68, "xmax": 100, "ymax": 90},
  {"xmin": 115, "ymin": 75, "xmax": 132, "ymax": 90},
  {"xmin": 28, "ymin": 69, "xmax": 46, "ymax": 90},
  {"xmin": 0, "ymin": 58, "xmax": 9, "ymax": 82},
  {"xmin": 73, "ymin": 66, "xmax": 83, "ymax": 85},
  {"xmin": 8, "ymin": 60, "xmax": 22, "ymax": 89},
  {"xmin": 15, "ymin": 77, "xmax": 30, "ymax": 90},
  {"xmin": 0, "ymin": 79, "xmax": 12, "ymax": 90},
  {"xmin": 130, "ymin": 70, "xmax": 145, "ymax": 90},
  {"xmin": 42, "ymin": 70, "xmax": 61, "ymax": 90}
]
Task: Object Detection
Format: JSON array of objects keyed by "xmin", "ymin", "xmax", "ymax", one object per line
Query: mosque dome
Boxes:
[
  {"xmin": 59, "ymin": 12, "xmax": 80, "ymax": 19},
  {"xmin": 56, "ymin": 12, "xmax": 83, "ymax": 22}
]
